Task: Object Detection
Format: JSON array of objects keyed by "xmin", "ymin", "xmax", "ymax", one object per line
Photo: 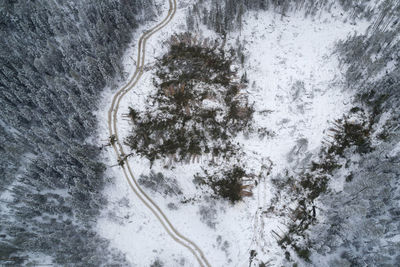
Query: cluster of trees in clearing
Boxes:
[{"xmin": 125, "ymin": 32, "xmax": 255, "ymax": 203}]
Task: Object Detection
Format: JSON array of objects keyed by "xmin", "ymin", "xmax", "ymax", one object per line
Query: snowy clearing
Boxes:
[{"xmin": 95, "ymin": 1, "xmax": 369, "ymax": 266}]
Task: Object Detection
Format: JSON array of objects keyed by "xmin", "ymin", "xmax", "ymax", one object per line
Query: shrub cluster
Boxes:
[{"xmin": 194, "ymin": 165, "xmax": 251, "ymax": 203}]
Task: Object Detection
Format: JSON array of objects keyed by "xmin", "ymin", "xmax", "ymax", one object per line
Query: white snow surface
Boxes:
[{"xmin": 94, "ymin": 1, "xmax": 369, "ymax": 266}]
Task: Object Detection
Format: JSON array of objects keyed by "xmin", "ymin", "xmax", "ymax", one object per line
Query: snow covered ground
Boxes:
[{"xmin": 94, "ymin": 1, "xmax": 369, "ymax": 266}]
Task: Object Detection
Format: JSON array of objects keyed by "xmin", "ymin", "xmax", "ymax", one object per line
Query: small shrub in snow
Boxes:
[
  {"xmin": 138, "ymin": 171, "xmax": 182, "ymax": 197},
  {"xmin": 198, "ymin": 204, "xmax": 218, "ymax": 229},
  {"xmin": 196, "ymin": 165, "xmax": 252, "ymax": 203},
  {"xmin": 150, "ymin": 258, "xmax": 164, "ymax": 267}
]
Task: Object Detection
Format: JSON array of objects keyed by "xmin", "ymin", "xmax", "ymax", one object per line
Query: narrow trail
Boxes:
[{"xmin": 107, "ymin": 0, "xmax": 211, "ymax": 266}]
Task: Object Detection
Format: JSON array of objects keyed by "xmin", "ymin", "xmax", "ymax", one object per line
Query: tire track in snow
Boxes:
[{"xmin": 107, "ymin": 0, "xmax": 211, "ymax": 266}]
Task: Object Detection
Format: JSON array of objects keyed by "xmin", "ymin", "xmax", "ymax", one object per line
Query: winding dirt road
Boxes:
[{"xmin": 107, "ymin": 0, "xmax": 211, "ymax": 266}]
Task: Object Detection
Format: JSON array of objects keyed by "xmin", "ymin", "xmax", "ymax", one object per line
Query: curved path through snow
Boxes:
[{"xmin": 107, "ymin": 0, "xmax": 211, "ymax": 266}]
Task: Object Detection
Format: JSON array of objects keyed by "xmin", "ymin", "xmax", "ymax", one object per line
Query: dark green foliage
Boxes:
[
  {"xmin": 327, "ymin": 116, "xmax": 372, "ymax": 156},
  {"xmin": 345, "ymin": 173, "xmax": 354, "ymax": 182},
  {"xmin": 278, "ymin": 235, "xmax": 292, "ymax": 247},
  {"xmin": 310, "ymin": 157, "xmax": 341, "ymax": 174},
  {"xmin": 249, "ymin": 249, "xmax": 257, "ymax": 266},
  {"xmin": 125, "ymin": 33, "xmax": 253, "ymax": 164},
  {"xmin": 300, "ymin": 174, "xmax": 328, "ymax": 201},
  {"xmin": 211, "ymin": 166, "xmax": 245, "ymax": 203},
  {"xmin": 284, "ymin": 251, "xmax": 291, "ymax": 261},
  {"xmin": 197, "ymin": 165, "xmax": 248, "ymax": 203},
  {"xmin": 150, "ymin": 258, "xmax": 164, "ymax": 267},
  {"xmin": 293, "ymin": 246, "xmax": 311, "ymax": 262},
  {"xmin": 159, "ymin": 41, "xmax": 235, "ymax": 85}
]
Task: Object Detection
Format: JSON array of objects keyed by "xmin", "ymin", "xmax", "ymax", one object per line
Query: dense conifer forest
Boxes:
[{"xmin": 0, "ymin": 0, "xmax": 153, "ymax": 265}]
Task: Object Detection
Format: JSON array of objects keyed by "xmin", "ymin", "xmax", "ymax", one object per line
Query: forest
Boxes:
[{"xmin": 0, "ymin": 0, "xmax": 154, "ymax": 265}]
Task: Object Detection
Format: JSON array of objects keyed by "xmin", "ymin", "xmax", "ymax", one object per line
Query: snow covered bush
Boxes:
[
  {"xmin": 194, "ymin": 165, "xmax": 254, "ymax": 203},
  {"xmin": 138, "ymin": 171, "xmax": 182, "ymax": 197}
]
